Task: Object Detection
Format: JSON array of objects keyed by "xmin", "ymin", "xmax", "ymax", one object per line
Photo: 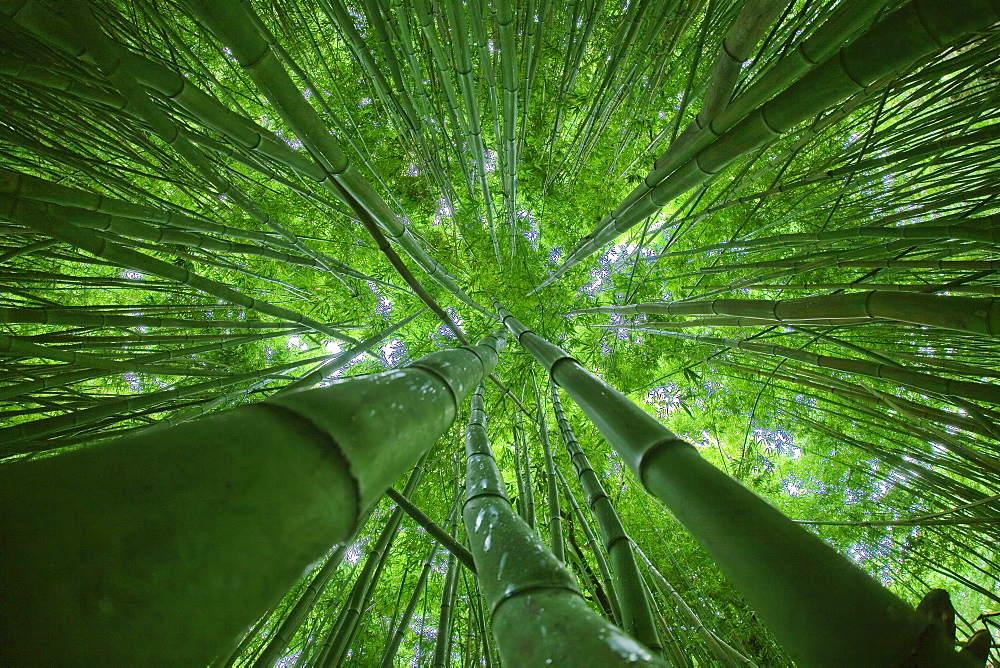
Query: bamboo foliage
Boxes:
[
  {"xmin": 3, "ymin": 0, "xmax": 1000, "ymax": 664},
  {"xmin": 536, "ymin": 0, "xmax": 1000, "ymax": 290}
]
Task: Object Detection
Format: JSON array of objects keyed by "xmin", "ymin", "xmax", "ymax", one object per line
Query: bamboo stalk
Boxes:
[
  {"xmin": 0, "ymin": 331, "xmax": 505, "ymax": 663},
  {"xmin": 497, "ymin": 301, "xmax": 968, "ymax": 666},
  {"xmin": 462, "ymin": 383, "xmax": 664, "ymax": 665}
]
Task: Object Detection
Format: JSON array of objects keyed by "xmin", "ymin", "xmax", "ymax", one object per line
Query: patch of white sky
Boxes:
[
  {"xmin": 845, "ymin": 458, "xmax": 883, "ymax": 505},
  {"xmin": 432, "ymin": 306, "xmax": 464, "ymax": 342},
  {"xmin": 316, "ymin": 339, "xmax": 367, "ymax": 382},
  {"xmin": 286, "ymin": 335, "xmax": 310, "ymax": 352},
  {"xmin": 645, "ymin": 383, "xmax": 684, "ymax": 417},
  {"xmin": 779, "ymin": 468, "xmax": 831, "ymax": 498},
  {"xmin": 844, "ymin": 131, "xmax": 863, "ymax": 149},
  {"xmin": 580, "ymin": 242, "xmax": 639, "ymax": 297},
  {"xmin": 433, "ymin": 197, "xmax": 453, "ymax": 225},
  {"xmin": 793, "ymin": 392, "xmax": 817, "ymax": 407},
  {"xmin": 275, "ymin": 652, "xmax": 300, "ymax": 668},
  {"xmin": 379, "ymin": 338, "xmax": 407, "ymax": 367},
  {"xmin": 257, "ymin": 113, "xmax": 303, "ymax": 150},
  {"xmin": 430, "ymin": 549, "xmax": 451, "ymax": 574},
  {"xmin": 608, "ymin": 312, "xmax": 643, "ymax": 344},
  {"xmin": 409, "ymin": 618, "xmax": 439, "ymax": 667},
  {"xmin": 344, "ymin": 541, "xmax": 364, "ymax": 565},
  {"xmin": 604, "ymin": 450, "xmax": 624, "ymax": 483},
  {"xmin": 783, "ymin": 477, "xmax": 806, "ymax": 497},
  {"xmin": 754, "ymin": 426, "xmax": 801, "ymax": 459},
  {"xmin": 123, "ymin": 372, "xmax": 143, "ymax": 393},
  {"xmin": 580, "ymin": 248, "xmax": 616, "ymax": 296},
  {"xmin": 519, "ymin": 209, "xmax": 540, "ymax": 250},
  {"xmin": 370, "ymin": 282, "xmax": 393, "ymax": 319},
  {"xmin": 681, "ymin": 429, "xmax": 716, "ymax": 450},
  {"xmin": 376, "ymin": 293, "xmax": 393, "ymax": 318},
  {"xmin": 119, "ymin": 270, "xmax": 143, "ymax": 280},
  {"xmin": 849, "ymin": 535, "xmax": 898, "ymax": 585}
]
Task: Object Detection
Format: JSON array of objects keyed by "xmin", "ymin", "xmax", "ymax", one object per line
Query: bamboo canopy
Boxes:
[{"xmin": 2, "ymin": 0, "xmax": 999, "ymax": 665}]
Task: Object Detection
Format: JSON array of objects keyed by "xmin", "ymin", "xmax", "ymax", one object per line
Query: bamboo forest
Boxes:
[{"xmin": 3, "ymin": 0, "xmax": 1000, "ymax": 665}]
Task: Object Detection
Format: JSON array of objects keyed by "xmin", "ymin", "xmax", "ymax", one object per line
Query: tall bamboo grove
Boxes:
[{"xmin": 1, "ymin": 0, "xmax": 999, "ymax": 665}]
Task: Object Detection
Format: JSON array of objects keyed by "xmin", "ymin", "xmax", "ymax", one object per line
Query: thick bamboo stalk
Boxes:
[
  {"xmin": 0, "ymin": 331, "xmax": 504, "ymax": 663},
  {"xmin": 655, "ymin": 0, "xmax": 791, "ymax": 170},
  {"xmin": 497, "ymin": 302, "xmax": 968, "ymax": 666}
]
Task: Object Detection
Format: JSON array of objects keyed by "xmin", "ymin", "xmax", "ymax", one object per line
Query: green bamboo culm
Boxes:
[
  {"xmin": 550, "ymin": 379, "xmax": 663, "ymax": 654},
  {"xmin": 461, "ymin": 383, "xmax": 666, "ymax": 666},
  {"xmin": 379, "ymin": 540, "xmax": 441, "ymax": 668},
  {"xmin": 385, "ymin": 487, "xmax": 478, "ymax": 572},
  {"xmin": 496, "ymin": 301, "xmax": 971, "ymax": 666},
  {"xmin": 556, "ymin": 465, "xmax": 624, "ymax": 626},
  {"xmin": 532, "ymin": 373, "xmax": 564, "ymax": 562},
  {"xmin": 0, "ymin": 331, "xmax": 505, "ymax": 665},
  {"xmin": 431, "ymin": 549, "xmax": 461, "ymax": 667},
  {"xmin": 573, "ymin": 292, "xmax": 1000, "ymax": 337}
]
